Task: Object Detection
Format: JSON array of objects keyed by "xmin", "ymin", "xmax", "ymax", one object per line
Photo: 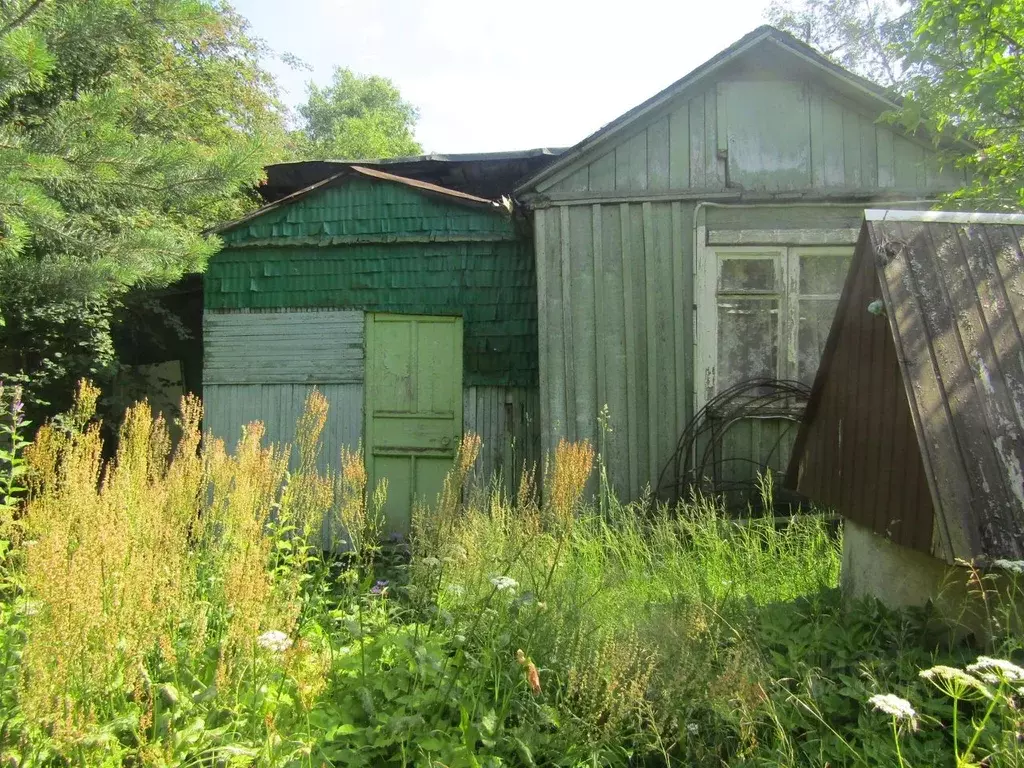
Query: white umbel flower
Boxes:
[
  {"xmin": 489, "ymin": 575, "xmax": 518, "ymax": 592},
  {"xmin": 257, "ymin": 630, "xmax": 293, "ymax": 654},
  {"xmin": 868, "ymin": 693, "xmax": 917, "ymax": 722},
  {"xmin": 967, "ymin": 657, "xmax": 1024, "ymax": 683},
  {"xmin": 991, "ymin": 559, "xmax": 1024, "ymax": 575}
]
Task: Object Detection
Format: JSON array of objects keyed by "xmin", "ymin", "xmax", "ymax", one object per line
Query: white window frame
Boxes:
[{"xmin": 695, "ymin": 243, "xmax": 852, "ymax": 413}]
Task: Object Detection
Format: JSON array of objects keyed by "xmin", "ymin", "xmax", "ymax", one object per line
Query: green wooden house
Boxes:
[
  {"xmin": 204, "ymin": 165, "xmax": 540, "ymax": 532},
  {"xmin": 513, "ymin": 25, "xmax": 968, "ymax": 504}
]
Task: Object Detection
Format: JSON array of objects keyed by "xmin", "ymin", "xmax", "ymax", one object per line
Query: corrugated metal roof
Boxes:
[{"xmin": 795, "ymin": 210, "xmax": 1024, "ymax": 562}]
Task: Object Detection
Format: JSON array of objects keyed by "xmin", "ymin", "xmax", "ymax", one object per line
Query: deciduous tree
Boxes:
[{"xmin": 289, "ymin": 67, "xmax": 421, "ymax": 160}]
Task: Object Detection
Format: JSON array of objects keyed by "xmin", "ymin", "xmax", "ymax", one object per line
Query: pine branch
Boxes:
[{"xmin": 0, "ymin": 0, "xmax": 48, "ymax": 39}]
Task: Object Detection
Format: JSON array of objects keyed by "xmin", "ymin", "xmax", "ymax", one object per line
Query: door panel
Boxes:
[{"xmin": 365, "ymin": 314, "xmax": 463, "ymax": 534}]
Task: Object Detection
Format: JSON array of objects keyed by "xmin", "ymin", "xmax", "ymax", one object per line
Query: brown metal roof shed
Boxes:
[{"xmin": 788, "ymin": 210, "xmax": 1024, "ymax": 563}]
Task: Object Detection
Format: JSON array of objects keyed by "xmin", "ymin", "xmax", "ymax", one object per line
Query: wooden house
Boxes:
[
  {"xmin": 788, "ymin": 210, "xmax": 1024, "ymax": 573},
  {"xmin": 204, "ymin": 165, "xmax": 541, "ymax": 533},
  {"xmin": 514, "ymin": 25, "xmax": 968, "ymax": 503}
]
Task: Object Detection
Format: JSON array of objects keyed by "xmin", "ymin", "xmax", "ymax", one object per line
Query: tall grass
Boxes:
[{"xmin": 3, "ymin": 384, "xmax": 1020, "ymax": 766}]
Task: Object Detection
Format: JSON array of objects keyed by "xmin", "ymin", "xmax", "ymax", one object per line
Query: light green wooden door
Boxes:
[{"xmin": 365, "ymin": 313, "xmax": 463, "ymax": 534}]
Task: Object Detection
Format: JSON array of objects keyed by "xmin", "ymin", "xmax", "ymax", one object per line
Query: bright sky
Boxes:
[{"xmin": 233, "ymin": 0, "xmax": 774, "ymax": 154}]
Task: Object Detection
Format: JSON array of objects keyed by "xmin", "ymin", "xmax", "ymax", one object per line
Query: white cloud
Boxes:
[{"xmin": 236, "ymin": 0, "xmax": 772, "ymax": 153}]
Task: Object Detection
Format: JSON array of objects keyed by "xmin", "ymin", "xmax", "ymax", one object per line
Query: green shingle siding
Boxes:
[
  {"xmin": 207, "ymin": 242, "xmax": 538, "ymax": 388},
  {"xmin": 220, "ymin": 177, "xmax": 514, "ymax": 247},
  {"xmin": 209, "ymin": 177, "xmax": 538, "ymax": 388}
]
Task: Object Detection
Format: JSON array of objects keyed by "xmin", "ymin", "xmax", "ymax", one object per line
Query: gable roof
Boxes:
[
  {"xmin": 791, "ymin": 209, "xmax": 1024, "ymax": 562},
  {"xmin": 213, "ymin": 165, "xmax": 500, "ymax": 237},
  {"xmin": 515, "ymin": 25, "xmax": 915, "ymax": 195}
]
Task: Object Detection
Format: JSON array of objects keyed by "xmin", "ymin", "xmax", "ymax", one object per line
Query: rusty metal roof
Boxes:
[
  {"xmin": 261, "ymin": 149, "xmax": 565, "ymax": 202},
  {"xmin": 796, "ymin": 209, "xmax": 1024, "ymax": 562}
]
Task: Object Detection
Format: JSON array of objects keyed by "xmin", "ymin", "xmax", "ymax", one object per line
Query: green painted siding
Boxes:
[
  {"xmin": 528, "ymin": 51, "xmax": 969, "ymax": 505},
  {"xmin": 221, "ymin": 176, "xmax": 515, "ymax": 247},
  {"xmin": 209, "ymin": 177, "xmax": 537, "ymax": 389},
  {"xmin": 542, "ymin": 80, "xmax": 964, "ymax": 197},
  {"xmin": 535, "ymin": 202, "xmax": 693, "ymax": 500},
  {"xmin": 206, "ymin": 241, "xmax": 536, "ymax": 387}
]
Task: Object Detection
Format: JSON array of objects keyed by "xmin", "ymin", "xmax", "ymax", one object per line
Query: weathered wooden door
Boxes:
[{"xmin": 365, "ymin": 313, "xmax": 463, "ymax": 534}]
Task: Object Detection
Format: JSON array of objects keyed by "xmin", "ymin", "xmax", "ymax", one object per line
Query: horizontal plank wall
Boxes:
[
  {"xmin": 535, "ymin": 202, "xmax": 694, "ymax": 499},
  {"xmin": 204, "ymin": 310, "xmax": 364, "ymax": 385},
  {"xmin": 203, "ymin": 309, "xmax": 366, "ymax": 483},
  {"xmin": 205, "ymin": 309, "xmax": 540, "ymax": 497}
]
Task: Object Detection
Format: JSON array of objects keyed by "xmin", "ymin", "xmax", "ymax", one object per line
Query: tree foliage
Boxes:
[
  {"xmin": 0, "ymin": 0, "xmax": 285, "ymax": 413},
  {"xmin": 902, "ymin": 0, "xmax": 1024, "ymax": 207},
  {"xmin": 767, "ymin": 0, "xmax": 1024, "ymax": 208},
  {"xmin": 289, "ymin": 67, "xmax": 421, "ymax": 160},
  {"xmin": 765, "ymin": 0, "xmax": 918, "ymax": 89}
]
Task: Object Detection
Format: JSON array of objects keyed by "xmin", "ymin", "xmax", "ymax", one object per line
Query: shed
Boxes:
[
  {"xmin": 204, "ymin": 165, "xmax": 540, "ymax": 533},
  {"xmin": 788, "ymin": 209, "xmax": 1024, "ymax": 574},
  {"xmin": 514, "ymin": 25, "xmax": 969, "ymax": 506}
]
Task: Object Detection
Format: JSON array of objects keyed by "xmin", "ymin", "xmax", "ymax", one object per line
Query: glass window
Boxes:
[
  {"xmin": 719, "ymin": 258, "xmax": 777, "ymax": 292},
  {"xmin": 712, "ymin": 246, "xmax": 852, "ymax": 396},
  {"xmin": 799, "ymin": 252, "xmax": 849, "ymax": 295},
  {"xmin": 797, "ymin": 298, "xmax": 840, "ymax": 384}
]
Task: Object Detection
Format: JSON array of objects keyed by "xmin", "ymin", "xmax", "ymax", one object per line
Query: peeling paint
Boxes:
[
  {"xmin": 972, "ymin": 349, "xmax": 996, "ymax": 395},
  {"xmin": 995, "ymin": 435, "xmax": 1024, "ymax": 512}
]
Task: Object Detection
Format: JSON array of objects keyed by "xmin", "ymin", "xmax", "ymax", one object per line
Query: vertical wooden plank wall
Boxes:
[
  {"xmin": 544, "ymin": 82, "xmax": 964, "ymax": 197},
  {"xmin": 464, "ymin": 386, "xmax": 542, "ymax": 495},
  {"xmin": 535, "ymin": 203, "xmax": 694, "ymax": 499},
  {"xmin": 532, "ymin": 75, "xmax": 968, "ymax": 504}
]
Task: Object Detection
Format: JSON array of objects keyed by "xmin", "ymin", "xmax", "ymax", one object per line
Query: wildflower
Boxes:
[
  {"xmin": 515, "ymin": 649, "xmax": 541, "ymax": 695},
  {"xmin": 445, "ymin": 583, "xmax": 465, "ymax": 597},
  {"xmin": 257, "ymin": 630, "xmax": 293, "ymax": 654},
  {"xmin": 370, "ymin": 579, "xmax": 389, "ymax": 596},
  {"xmin": 9, "ymin": 387, "xmax": 23, "ymax": 426},
  {"xmin": 420, "ymin": 556, "xmax": 441, "ymax": 568},
  {"xmin": 526, "ymin": 661, "xmax": 541, "ymax": 695},
  {"xmin": 490, "ymin": 575, "xmax": 518, "ymax": 592},
  {"xmin": 967, "ymin": 657, "xmax": 1024, "ymax": 683},
  {"xmin": 686, "ymin": 723, "xmax": 700, "ymax": 736},
  {"xmin": 868, "ymin": 693, "xmax": 917, "ymax": 722},
  {"xmin": 992, "ymin": 560, "xmax": 1024, "ymax": 575},
  {"xmin": 920, "ymin": 665, "xmax": 993, "ymax": 699}
]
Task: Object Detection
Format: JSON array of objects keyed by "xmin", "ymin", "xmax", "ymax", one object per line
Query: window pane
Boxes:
[
  {"xmin": 717, "ymin": 298, "xmax": 779, "ymax": 389},
  {"xmin": 719, "ymin": 258, "xmax": 776, "ymax": 292},
  {"xmin": 798, "ymin": 298, "xmax": 840, "ymax": 384},
  {"xmin": 799, "ymin": 253, "xmax": 850, "ymax": 294}
]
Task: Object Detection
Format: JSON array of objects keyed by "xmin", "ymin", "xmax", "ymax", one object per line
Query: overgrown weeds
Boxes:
[{"xmin": 0, "ymin": 384, "xmax": 1022, "ymax": 766}]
